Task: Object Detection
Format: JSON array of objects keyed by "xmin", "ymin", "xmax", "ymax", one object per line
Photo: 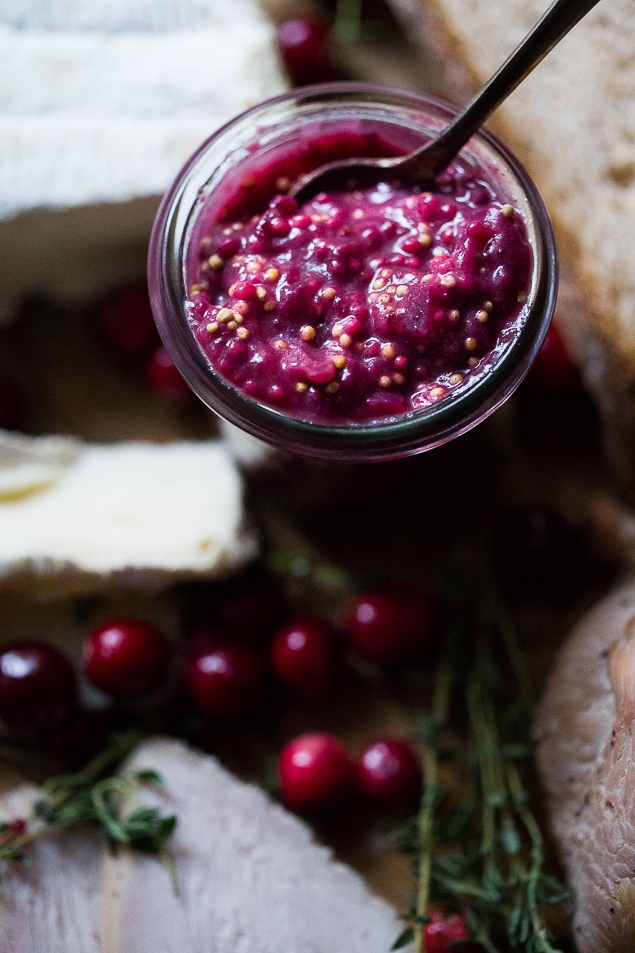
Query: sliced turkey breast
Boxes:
[
  {"xmin": 535, "ymin": 580, "xmax": 635, "ymax": 952},
  {"xmin": 0, "ymin": 737, "xmax": 406, "ymax": 953}
]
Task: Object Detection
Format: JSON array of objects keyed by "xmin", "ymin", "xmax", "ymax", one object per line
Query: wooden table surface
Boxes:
[{"xmin": 0, "ymin": 0, "xmax": 625, "ymax": 932}]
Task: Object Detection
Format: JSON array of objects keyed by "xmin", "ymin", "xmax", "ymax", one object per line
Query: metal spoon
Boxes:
[{"xmin": 290, "ymin": 0, "xmax": 602, "ymax": 201}]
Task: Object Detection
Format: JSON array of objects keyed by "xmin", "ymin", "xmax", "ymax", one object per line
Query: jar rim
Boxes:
[{"xmin": 148, "ymin": 81, "xmax": 558, "ymax": 462}]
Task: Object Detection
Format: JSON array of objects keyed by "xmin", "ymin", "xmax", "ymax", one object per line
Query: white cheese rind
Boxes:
[
  {"xmin": 0, "ymin": 0, "xmax": 286, "ymax": 312},
  {"xmin": 0, "ymin": 429, "xmax": 80, "ymax": 497},
  {"xmin": 1, "ymin": 0, "xmax": 270, "ymax": 31},
  {"xmin": 0, "ymin": 27, "xmax": 284, "ymax": 216},
  {"xmin": 0, "ymin": 435, "xmax": 257, "ymax": 595}
]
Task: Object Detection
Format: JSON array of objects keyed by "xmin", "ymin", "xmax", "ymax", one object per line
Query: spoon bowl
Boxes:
[{"xmin": 290, "ymin": 0, "xmax": 602, "ymax": 204}]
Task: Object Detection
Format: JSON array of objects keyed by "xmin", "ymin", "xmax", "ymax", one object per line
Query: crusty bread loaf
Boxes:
[{"xmin": 388, "ymin": 0, "xmax": 635, "ymax": 492}]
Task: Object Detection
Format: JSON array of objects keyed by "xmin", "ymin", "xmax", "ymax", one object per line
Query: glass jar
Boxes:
[{"xmin": 148, "ymin": 83, "xmax": 557, "ymax": 464}]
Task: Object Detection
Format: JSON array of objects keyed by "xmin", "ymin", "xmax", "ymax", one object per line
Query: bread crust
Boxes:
[{"xmin": 389, "ymin": 0, "xmax": 635, "ymax": 490}]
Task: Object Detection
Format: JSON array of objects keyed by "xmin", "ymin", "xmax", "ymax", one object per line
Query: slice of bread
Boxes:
[{"xmin": 388, "ymin": 0, "xmax": 635, "ymax": 490}]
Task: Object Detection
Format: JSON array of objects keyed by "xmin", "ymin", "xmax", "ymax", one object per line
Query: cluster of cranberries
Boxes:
[
  {"xmin": 0, "ymin": 587, "xmax": 475, "ymax": 951},
  {"xmin": 278, "ymin": 732, "xmax": 422, "ymax": 813},
  {"xmin": 0, "ymin": 583, "xmax": 440, "ymax": 731},
  {"xmin": 94, "ymin": 283, "xmax": 193, "ymax": 406}
]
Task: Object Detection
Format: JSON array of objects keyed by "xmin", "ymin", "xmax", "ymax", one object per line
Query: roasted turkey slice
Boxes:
[
  {"xmin": 0, "ymin": 737, "xmax": 406, "ymax": 953},
  {"xmin": 535, "ymin": 580, "xmax": 635, "ymax": 952}
]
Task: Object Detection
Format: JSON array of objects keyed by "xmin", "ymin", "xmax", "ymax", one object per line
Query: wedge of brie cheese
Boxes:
[
  {"xmin": 0, "ymin": 0, "xmax": 286, "ymax": 317},
  {"xmin": 0, "ymin": 430, "xmax": 257, "ymax": 597}
]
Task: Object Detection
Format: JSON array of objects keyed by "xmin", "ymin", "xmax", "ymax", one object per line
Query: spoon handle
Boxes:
[{"xmin": 408, "ymin": 0, "xmax": 603, "ymax": 179}]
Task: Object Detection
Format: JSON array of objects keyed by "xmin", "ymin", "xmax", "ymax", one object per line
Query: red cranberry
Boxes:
[
  {"xmin": 145, "ymin": 346, "xmax": 194, "ymax": 405},
  {"xmin": 276, "ymin": 19, "xmax": 335, "ymax": 86},
  {"xmin": 345, "ymin": 589, "xmax": 442, "ymax": 664},
  {"xmin": 0, "ymin": 377, "xmax": 24, "ymax": 430},
  {"xmin": 0, "ymin": 642, "xmax": 77, "ymax": 734},
  {"xmin": 424, "ymin": 907, "xmax": 476, "ymax": 953},
  {"xmin": 95, "ymin": 283, "xmax": 160, "ymax": 358},
  {"xmin": 270, "ymin": 616, "xmax": 333, "ymax": 696},
  {"xmin": 216, "ymin": 235, "xmax": 240, "ymax": 259},
  {"xmin": 186, "ymin": 644, "xmax": 263, "ymax": 720},
  {"xmin": 278, "ymin": 732, "xmax": 353, "ymax": 810},
  {"xmin": 83, "ymin": 619, "xmax": 171, "ymax": 698},
  {"xmin": 493, "ymin": 503, "xmax": 584, "ymax": 593},
  {"xmin": 270, "ymin": 195, "xmax": 298, "ymax": 217},
  {"xmin": 524, "ymin": 324, "xmax": 580, "ymax": 401},
  {"xmin": 5, "ymin": 818, "xmax": 26, "ymax": 837},
  {"xmin": 358, "ymin": 739, "xmax": 422, "ymax": 808}
]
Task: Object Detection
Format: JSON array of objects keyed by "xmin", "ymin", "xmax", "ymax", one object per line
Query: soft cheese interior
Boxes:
[
  {"xmin": 0, "ymin": 430, "xmax": 257, "ymax": 597},
  {"xmin": 0, "ymin": 0, "xmax": 286, "ymax": 317}
]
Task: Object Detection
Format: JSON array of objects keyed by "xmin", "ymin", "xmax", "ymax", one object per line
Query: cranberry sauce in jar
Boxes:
[
  {"xmin": 185, "ymin": 136, "xmax": 531, "ymax": 424},
  {"xmin": 149, "ymin": 85, "xmax": 556, "ymax": 460}
]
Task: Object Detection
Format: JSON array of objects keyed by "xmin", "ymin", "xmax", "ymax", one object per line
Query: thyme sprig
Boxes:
[
  {"xmin": 0, "ymin": 730, "xmax": 177, "ymax": 882},
  {"xmin": 394, "ymin": 596, "xmax": 569, "ymax": 953}
]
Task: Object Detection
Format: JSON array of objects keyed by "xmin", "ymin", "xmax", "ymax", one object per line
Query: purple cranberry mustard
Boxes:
[{"xmin": 149, "ymin": 85, "xmax": 557, "ymax": 460}]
